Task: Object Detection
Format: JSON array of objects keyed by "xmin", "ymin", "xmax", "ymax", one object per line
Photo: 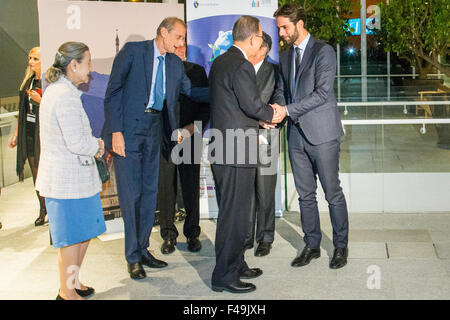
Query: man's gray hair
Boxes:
[
  {"xmin": 232, "ymin": 15, "xmax": 260, "ymax": 42},
  {"xmin": 157, "ymin": 17, "xmax": 186, "ymax": 36}
]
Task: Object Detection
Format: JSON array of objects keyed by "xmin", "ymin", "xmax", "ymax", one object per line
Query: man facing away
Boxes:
[
  {"xmin": 208, "ymin": 15, "xmax": 286, "ymax": 294},
  {"xmin": 271, "ymin": 4, "xmax": 349, "ymax": 269}
]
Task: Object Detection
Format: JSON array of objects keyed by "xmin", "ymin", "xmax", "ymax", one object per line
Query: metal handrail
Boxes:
[
  {"xmin": 338, "ymin": 101, "xmax": 449, "ymax": 107},
  {"xmin": 342, "ymin": 119, "xmax": 450, "ymax": 125},
  {"xmin": 336, "ymin": 73, "xmax": 445, "ymax": 78},
  {"xmin": 0, "ymin": 111, "xmax": 18, "ymax": 119}
]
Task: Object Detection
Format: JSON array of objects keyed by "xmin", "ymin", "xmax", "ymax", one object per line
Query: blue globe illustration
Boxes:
[{"xmin": 208, "ymin": 30, "xmax": 233, "ymax": 61}]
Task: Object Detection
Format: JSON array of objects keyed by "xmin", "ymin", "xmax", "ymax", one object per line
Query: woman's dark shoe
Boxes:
[
  {"xmin": 34, "ymin": 209, "xmax": 47, "ymax": 226},
  {"xmin": 75, "ymin": 286, "xmax": 95, "ymax": 297},
  {"xmin": 56, "ymin": 294, "xmax": 64, "ymax": 300}
]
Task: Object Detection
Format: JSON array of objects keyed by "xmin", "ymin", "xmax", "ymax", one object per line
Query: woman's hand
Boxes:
[
  {"xmin": 28, "ymin": 90, "xmax": 42, "ymax": 104},
  {"xmin": 8, "ymin": 135, "xmax": 17, "ymax": 148},
  {"xmin": 95, "ymin": 139, "xmax": 105, "ymax": 159}
]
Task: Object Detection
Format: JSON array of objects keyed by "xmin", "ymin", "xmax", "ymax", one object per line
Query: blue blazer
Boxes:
[
  {"xmin": 273, "ymin": 36, "xmax": 343, "ymax": 145},
  {"xmin": 103, "ymin": 40, "xmax": 208, "ymax": 147}
]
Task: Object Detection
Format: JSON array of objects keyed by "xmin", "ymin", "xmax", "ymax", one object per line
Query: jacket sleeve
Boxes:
[
  {"xmin": 195, "ymin": 65, "xmax": 210, "ymax": 127},
  {"xmin": 286, "ymin": 45, "xmax": 336, "ymax": 120},
  {"xmin": 55, "ymin": 96, "xmax": 99, "ymax": 156},
  {"xmin": 233, "ymin": 60, "xmax": 274, "ymax": 122},
  {"xmin": 104, "ymin": 42, "xmax": 134, "ymax": 133},
  {"xmin": 270, "ymin": 64, "xmax": 286, "ymax": 106},
  {"xmin": 180, "ymin": 71, "xmax": 210, "ymax": 104}
]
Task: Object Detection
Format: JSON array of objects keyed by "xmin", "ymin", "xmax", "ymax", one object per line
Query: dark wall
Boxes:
[{"xmin": 0, "ymin": 0, "xmax": 40, "ymax": 98}]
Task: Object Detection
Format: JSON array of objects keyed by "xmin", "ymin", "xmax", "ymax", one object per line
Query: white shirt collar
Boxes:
[
  {"xmin": 254, "ymin": 59, "xmax": 264, "ymax": 74},
  {"xmin": 233, "ymin": 44, "xmax": 248, "ymax": 60},
  {"xmin": 294, "ymin": 32, "xmax": 310, "ymax": 52}
]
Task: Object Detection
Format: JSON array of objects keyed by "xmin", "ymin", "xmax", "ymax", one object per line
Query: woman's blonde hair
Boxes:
[
  {"xmin": 20, "ymin": 47, "xmax": 40, "ymax": 90},
  {"xmin": 45, "ymin": 42, "xmax": 90, "ymax": 84}
]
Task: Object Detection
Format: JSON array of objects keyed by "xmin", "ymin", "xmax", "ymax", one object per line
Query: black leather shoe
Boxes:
[
  {"xmin": 255, "ymin": 242, "xmax": 271, "ymax": 257},
  {"xmin": 330, "ymin": 247, "xmax": 348, "ymax": 269},
  {"xmin": 34, "ymin": 209, "xmax": 47, "ymax": 226},
  {"xmin": 187, "ymin": 237, "xmax": 202, "ymax": 252},
  {"xmin": 127, "ymin": 262, "xmax": 146, "ymax": 280},
  {"xmin": 161, "ymin": 239, "xmax": 176, "ymax": 255},
  {"xmin": 239, "ymin": 268, "xmax": 263, "ymax": 279},
  {"xmin": 75, "ymin": 286, "xmax": 95, "ymax": 297},
  {"xmin": 212, "ymin": 280, "xmax": 256, "ymax": 294},
  {"xmin": 56, "ymin": 294, "xmax": 64, "ymax": 300},
  {"xmin": 291, "ymin": 247, "xmax": 321, "ymax": 267},
  {"xmin": 141, "ymin": 253, "xmax": 168, "ymax": 268}
]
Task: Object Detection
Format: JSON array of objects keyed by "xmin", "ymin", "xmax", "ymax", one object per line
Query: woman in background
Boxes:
[
  {"xmin": 36, "ymin": 42, "xmax": 106, "ymax": 300},
  {"xmin": 8, "ymin": 47, "xmax": 47, "ymax": 226}
]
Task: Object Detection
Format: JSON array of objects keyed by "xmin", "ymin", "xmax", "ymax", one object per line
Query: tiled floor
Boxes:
[{"xmin": 1, "ymin": 178, "xmax": 450, "ymax": 300}]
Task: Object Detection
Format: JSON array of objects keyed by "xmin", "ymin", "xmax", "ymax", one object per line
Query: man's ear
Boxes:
[
  {"xmin": 296, "ymin": 19, "xmax": 304, "ymax": 31},
  {"xmin": 160, "ymin": 27, "xmax": 168, "ymax": 38}
]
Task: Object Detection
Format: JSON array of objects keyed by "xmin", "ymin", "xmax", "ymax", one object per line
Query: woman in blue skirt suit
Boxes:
[{"xmin": 36, "ymin": 42, "xmax": 106, "ymax": 300}]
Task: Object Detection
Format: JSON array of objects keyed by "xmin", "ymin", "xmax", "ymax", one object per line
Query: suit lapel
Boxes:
[
  {"xmin": 256, "ymin": 60, "xmax": 269, "ymax": 85},
  {"xmin": 143, "ymin": 40, "xmax": 154, "ymax": 98},
  {"xmin": 165, "ymin": 54, "xmax": 174, "ymax": 106},
  {"xmin": 295, "ymin": 36, "xmax": 315, "ymax": 84}
]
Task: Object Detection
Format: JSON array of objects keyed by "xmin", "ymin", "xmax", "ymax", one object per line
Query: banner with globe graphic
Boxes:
[
  {"xmin": 186, "ymin": 0, "xmax": 283, "ymax": 218},
  {"xmin": 38, "ymin": 0, "xmax": 184, "ymax": 229},
  {"xmin": 186, "ymin": 0, "xmax": 279, "ymax": 75}
]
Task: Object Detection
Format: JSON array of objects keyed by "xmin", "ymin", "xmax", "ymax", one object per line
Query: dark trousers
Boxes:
[
  {"xmin": 158, "ymin": 156, "xmax": 202, "ymax": 240},
  {"xmin": 245, "ymin": 167, "xmax": 277, "ymax": 246},
  {"xmin": 26, "ymin": 122, "xmax": 46, "ymax": 214},
  {"xmin": 178, "ymin": 161, "xmax": 201, "ymax": 238},
  {"xmin": 157, "ymin": 152, "xmax": 178, "ymax": 240},
  {"xmin": 211, "ymin": 165, "xmax": 256, "ymax": 286},
  {"xmin": 287, "ymin": 124, "xmax": 349, "ymax": 249},
  {"xmin": 114, "ymin": 112, "xmax": 162, "ymax": 264}
]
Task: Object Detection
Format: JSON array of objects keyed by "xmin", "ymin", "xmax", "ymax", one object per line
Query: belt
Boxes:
[{"xmin": 145, "ymin": 108, "xmax": 162, "ymax": 114}]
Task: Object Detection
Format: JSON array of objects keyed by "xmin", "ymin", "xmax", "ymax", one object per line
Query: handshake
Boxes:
[{"xmin": 260, "ymin": 103, "xmax": 287, "ymax": 129}]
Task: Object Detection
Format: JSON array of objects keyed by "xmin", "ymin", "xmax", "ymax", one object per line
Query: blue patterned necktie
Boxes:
[
  {"xmin": 291, "ymin": 47, "xmax": 302, "ymax": 100},
  {"xmin": 153, "ymin": 55, "xmax": 164, "ymax": 111}
]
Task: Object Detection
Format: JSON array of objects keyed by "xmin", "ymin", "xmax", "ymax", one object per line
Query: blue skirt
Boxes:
[{"xmin": 46, "ymin": 193, "xmax": 106, "ymax": 248}]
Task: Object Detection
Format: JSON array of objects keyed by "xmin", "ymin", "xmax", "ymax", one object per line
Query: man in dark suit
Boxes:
[
  {"xmin": 103, "ymin": 17, "xmax": 208, "ymax": 280},
  {"xmin": 244, "ymin": 32, "xmax": 281, "ymax": 257},
  {"xmin": 272, "ymin": 4, "xmax": 349, "ymax": 269},
  {"xmin": 158, "ymin": 44, "xmax": 210, "ymax": 255},
  {"xmin": 209, "ymin": 16, "xmax": 285, "ymax": 294}
]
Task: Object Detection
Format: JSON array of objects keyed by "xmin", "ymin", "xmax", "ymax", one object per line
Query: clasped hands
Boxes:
[{"xmin": 259, "ymin": 103, "xmax": 287, "ymax": 129}]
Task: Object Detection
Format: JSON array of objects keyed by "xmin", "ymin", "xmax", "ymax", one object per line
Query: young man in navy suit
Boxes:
[
  {"xmin": 103, "ymin": 17, "xmax": 208, "ymax": 280},
  {"xmin": 271, "ymin": 4, "xmax": 349, "ymax": 269}
]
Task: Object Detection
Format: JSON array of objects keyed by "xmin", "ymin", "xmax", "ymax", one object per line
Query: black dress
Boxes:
[
  {"xmin": 16, "ymin": 76, "xmax": 41, "ymax": 180},
  {"xmin": 16, "ymin": 75, "xmax": 46, "ymax": 218}
]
